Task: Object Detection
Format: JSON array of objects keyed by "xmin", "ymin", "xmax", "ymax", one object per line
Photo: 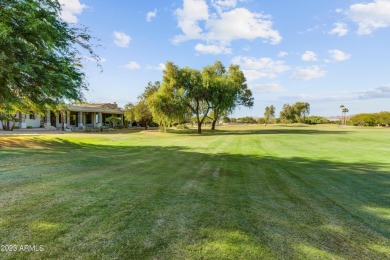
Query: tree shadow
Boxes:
[
  {"xmin": 166, "ymin": 127, "xmax": 351, "ymax": 136},
  {"xmin": 0, "ymin": 139, "xmax": 388, "ymax": 259}
]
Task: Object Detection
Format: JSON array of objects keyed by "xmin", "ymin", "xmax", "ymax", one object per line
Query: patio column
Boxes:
[
  {"xmin": 19, "ymin": 112, "xmax": 26, "ymax": 128},
  {"xmin": 55, "ymin": 113, "xmax": 59, "ymax": 128},
  {"xmin": 66, "ymin": 111, "xmax": 70, "ymax": 128},
  {"xmin": 46, "ymin": 109, "xmax": 51, "ymax": 126},
  {"xmin": 98, "ymin": 112, "xmax": 102, "ymax": 127},
  {"xmin": 78, "ymin": 111, "xmax": 83, "ymax": 127},
  {"xmin": 92, "ymin": 112, "xmax": 96, "ymax": 127}
]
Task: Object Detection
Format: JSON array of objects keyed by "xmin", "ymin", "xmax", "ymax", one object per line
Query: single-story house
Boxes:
[{"xmin": 0, "ymin": 103, "xmax": 124, "ymax": 129}]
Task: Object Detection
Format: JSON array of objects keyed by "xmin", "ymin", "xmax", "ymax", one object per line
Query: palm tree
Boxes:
[
  {"xmin": 340, "ymin": 105, "xmax": 345, "ymax": 126},
  {"xmin": 342, "ymin": 107, "xmax": 349, "ymax": 126}
]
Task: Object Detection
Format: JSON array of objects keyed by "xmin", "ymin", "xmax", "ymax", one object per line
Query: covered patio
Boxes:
[{"xmin": 46, "ymin": 103, "xmax": 124, "ymax": 129}]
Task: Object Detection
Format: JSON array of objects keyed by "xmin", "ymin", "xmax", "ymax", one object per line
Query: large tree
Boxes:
[
  {"xmin": 0, "ymin": 0, "xmax": 99, "ymax": 114},
  {"xmin": 150, "ymin": 61, "xmax": 253, "ymax": 134},
  {"xmin": 264, "ymin": 105, "xmax": 275, "ymax": 123},
  {"xmin": 125, "ymin": 82, "xmax": 160, "ymax": 130},
  {"xmin": 279, "ymin": 104, "xmax": 295, "ymax": 123},
  {"xmin": 293, "ymin": 102, "xmax": 310, "ymax": 123},
  {"xmin": 204, "ymin": 61, "xmax": 253, "ymax": 130},
  {"xmin": 150, "ymin": 62, "xmax": 211, "ymax": 134},
  {"xmin": 280, "ymin": 102, "xmax": 310, "ymax": 124}
]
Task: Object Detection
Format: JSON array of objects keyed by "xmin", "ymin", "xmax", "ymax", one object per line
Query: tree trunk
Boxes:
[
  {"xmin": 197, "ymin": 122, "xmax": 202, "ymax": 134},
  {"xmin": 2, "ymin": 120, "xmax": 15, "ymax": 131},
  {"xmin": 211, "ymin": 119, "xmax": 217, "ymax": 130}
]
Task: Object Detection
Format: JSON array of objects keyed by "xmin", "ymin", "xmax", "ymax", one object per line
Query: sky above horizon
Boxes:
[{"xmin": 61, "ymin": 0, "xmax": 390, "ymax": 117}]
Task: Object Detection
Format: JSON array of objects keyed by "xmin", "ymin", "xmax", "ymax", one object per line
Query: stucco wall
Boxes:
[{"xmin": 0, "ymin": 113, "xmax": 41, "ymax": 129}]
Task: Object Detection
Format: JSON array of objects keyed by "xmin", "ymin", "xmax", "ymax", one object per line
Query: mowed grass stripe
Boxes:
[{"xmin": 0, "ymin": 126, "xmax": 389, "ymax": 259}]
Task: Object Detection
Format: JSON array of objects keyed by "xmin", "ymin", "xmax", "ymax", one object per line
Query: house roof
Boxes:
[{"xmin": 67, "ymin": 103, "xmax": 123, "ymax": 114}]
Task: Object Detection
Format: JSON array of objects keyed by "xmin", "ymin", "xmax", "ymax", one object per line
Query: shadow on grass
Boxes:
[
  {"xmin": 0, "ymin": 139, "xmax": 389, "ymax": 259},
  {"xmin": 165, "ymin": 127, "xmax": 351, "ymax": 136}
]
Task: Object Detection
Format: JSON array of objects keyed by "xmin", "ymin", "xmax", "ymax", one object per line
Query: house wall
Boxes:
[
  {"xmin": 24, "ymin": 114, "xmax": 41, "ymax": 128},
  {"xmin": 0, "ymin": 113, "xmax": 41, "ymax": 129}
]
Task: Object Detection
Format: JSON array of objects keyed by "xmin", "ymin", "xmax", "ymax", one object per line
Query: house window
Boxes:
[{"xmin": 29, "ymin": 111, "xmax": 35, "ymax": 120}]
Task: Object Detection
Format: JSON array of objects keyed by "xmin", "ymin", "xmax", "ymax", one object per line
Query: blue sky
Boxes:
[{"xmin": 60, "ymin": 0, "xmax": 390, "ymax": 117}]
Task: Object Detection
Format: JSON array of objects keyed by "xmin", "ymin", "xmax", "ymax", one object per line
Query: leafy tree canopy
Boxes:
[
  {"xmin": 125, "ymin": 82, "xmax": 160, "ymax": 130},
  {"xmin": 0, "ymin": 0, "xmax": 99, "ymax": 113},
  {"xmin": 350, "ymin": 112, "xmax": 390, "ymax": 126},
  {"xmin": 279, "ymin": 102, "xmax": 310, "ymax": 123},
  {"xmin": 264, "ymin": 105, "xmax": 275, "ymax": 123},
  {"xmin": 149, "ymin": 61, "xmax": 253, "ymax": 134}
]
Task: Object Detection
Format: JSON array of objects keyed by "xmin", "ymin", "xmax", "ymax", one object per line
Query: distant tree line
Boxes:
[{"xmin": 350, "ymin": 112, "xmax": 390, "ymax": 127}]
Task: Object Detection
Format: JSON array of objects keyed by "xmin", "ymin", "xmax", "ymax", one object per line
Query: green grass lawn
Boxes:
[{"xmin": 0, "ymin": 125, "xmax": 389, "ymax": 259}]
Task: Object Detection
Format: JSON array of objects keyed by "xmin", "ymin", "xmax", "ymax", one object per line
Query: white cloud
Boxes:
[
  {"xmin": 146, "ymin": 9, "xmax": 157, "ymax": 22},
  {"xmin": 249, "ymin": 83, "xmax": 284, "ymax": 93},
  {"xmin": 211, "ymin": 0, "xmax": 238, "ymax": 13},
  {"xmin": 173, "ymin": 1, "xmax": 281, "ymax": 52},
  {"xmin": 301, "ymin": 51, "xmax": 318, "ymax": 62},
  {"xmin": 195, "ymin": 43, "xmax": 232, "ymax": 54},
  {"xmin": 291, "ymin": 66, "xmax": 326, "ymax": 81},
  {"xmin": 329, "ymin": 23, "xmax": 349, "ymax": 37},
  {"xmin": 58, "ymin": 0, "xmax": 86, "ymax": 23},
  {"xmin": 282, "ymin": 86, "xmax": 390, "ymax": 102},
  {"xmin": 357, "ymin": 86, "xmax": 390, "ymax": 99},
  {"xmin": 231, "ymin": 56, "xmax": 290, "ymax": 82},
  {"xmin": 328, "ymin": 49, "xmax": 351, "ymax": 62},
  {"xmin": 206, "ymin": 8, "xmax": 282, "ymax": 45},
  {"xmin": 124, "ymin": 61, "xmax": 141, "ymax": 70},
  {"xmin": 173, "ymin": 0, "xmax": 209, "ymax": 43},
  {"xmin": 113, "ymin": 31, "xmax": 131, "ymax": 47},
  {"xmin": 156, "ymin": 63, "xmax": 166, "ymax": 71},
  {"xmin": 146, "ymin": 63, "xmax": 166, "ymax": 71},
  {"xmin": 347, "ymin": 0, "xmax": 390, "ymax": 35},
  {"xmin": 278, "ymin": 51, "xmax": 288, "ymax": 58}
]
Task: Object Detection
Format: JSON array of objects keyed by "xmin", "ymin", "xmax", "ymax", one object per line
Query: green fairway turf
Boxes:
[{"xmin": 0, "ymin": 126, "xmax": 389, "ymax": 259}]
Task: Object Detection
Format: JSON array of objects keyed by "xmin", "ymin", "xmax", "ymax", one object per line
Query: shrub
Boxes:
[
  {"xmin": 176, "ymin": 124, "xmax": 189, "ymax": 129},
  {"xmin": 26, "ymin": 126, "xmax": 33, "ymax": 129}
]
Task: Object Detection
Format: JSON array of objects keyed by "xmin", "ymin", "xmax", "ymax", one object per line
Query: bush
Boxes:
[
  {"xmin": 257, "ymin": 118, "xmax": 266, "ymax": 124},
  {"xmin": 176, "ymin": 124, "xmax": 189, "ymax": 129},
  {"xmin": 237, "ymin": 117, "xmax": 257, "ymax": 124},
  {"xmin": 26, "ymin": 126, "xmax": 33, "ymax": 129},
  {"xmin": 304, "ymin": 116, "xmax": 330, "ymax": 125},
  {"xmin": 14, "ymin": 126, "xmax": 20, "ymax": 129},
  {"xmin": 350, "ymin": 112, "xmax": 390, "ymax": 126},
  {"xmin": 222, "ymin": 116, "xmax": 231, "ymax": 123}
]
